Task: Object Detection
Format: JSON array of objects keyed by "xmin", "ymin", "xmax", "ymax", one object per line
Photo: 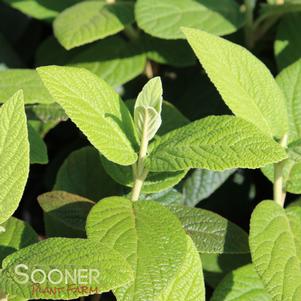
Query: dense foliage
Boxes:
[{"xmin": 0, "ymin": 0, "xmax": 301, "ymax": 300}]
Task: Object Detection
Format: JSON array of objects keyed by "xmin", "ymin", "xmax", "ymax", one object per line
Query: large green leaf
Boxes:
[
  {"xmin": 28, "ymin": 123, "xmax": 48, "ymax": 164},
  {"xmin": 68, "ymin": 36, "xmax": 146, "ymax": 87},
  {"xmin": 286, "ymin": 206, "xmax": 301, "ymax": 261},
  {"xmin": 0, "ymin": 70, "xmax": 53, "ymax": 104},
  {"xmin": 54, "ymin": 1, "xmax": 134, "ymax": 49},
  {"xmin": 183, "ymin": 27, "xmax": 288, "ymax": 138},
  {"xmin": 275, "ymin": 13, "xmax": 301, "ymax": 70},
  {"xmin": 86, "ymin": 197, "xmax": 188, "ymax": 301},
  {"xmin": 37, "ymin": 66, "xmax": 138, "ymax": 166},
  {"xmin": 183, "ymin": 169, "xmax": 235, "ymax": 206},
  {"xmin": 168, "ymin": 205, "xmax": 249, "ymax": 254},
  {"xmin": 2, "ymin": 0, "xmax": 82, "ymax": 21},
  {"xmin": 0, "ymin": 217, "xmax": 38, "ymax": 263},
  {"xmin": 146, "ymin": 116, "xmax": 287, "ymax": 172},
  {"xmin": 135, "ymin": 0, "xmax": 244, "ymax": 40},
  {"xmin": 0, "ymin": 238, "xmax": 133, "ymax": 299},
  {"xmin": 249, "ymin": 201, "xmax": 301, "ymax": 301},
  {"xmin": 276, "ymin": 59, "xmax": 301, "ymax": 142},
  {"xmin": 38, "ymin": 191, "xmax": 95, "ymax": 238},
  {"xmin": 54, "ymin": 146, "xmax": 120, "ymax": 200},
  {"xmin": 211, "ymin": 264, "xmax": 271, "ymax": 301},
  {"xmin": 158, "ymin": 236, "xmax": 205, "ymax": 301},
  {"xmin": 139, "ymin": 189, "xmax": 185, "ymax": 206},
  {"xmin": 0, "ymin": 91, "xmax": 29, "ymax": 224}
]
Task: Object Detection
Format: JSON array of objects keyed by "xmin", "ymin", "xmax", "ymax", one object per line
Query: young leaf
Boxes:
[
  {"xmin": 54, "ymin": 146, "xmax": 121, "ymax": 200},
  {"xmin": 0, "ymin": 217, "xmax": 38, "ymax": 263},
  {"xmin": 249, "ymin": 201, "xmax": 301, "ymax": 301},
  {"xmin": 275, "ymin": 13, "xmax": 301, "ymax": 70},
  {"xmin": 86, "ymin": 197, "xmax": 187, "ymax": 301},
  {"xmin": 276, "ymin": 59, "xmax": 301, "ymax": 142},
  {"xmin": 0, "ymin": 238, "xmax": 133, "ymax": 299},
  {"xmin": 0, "ymin": 69, "xmax": 53, "ymax": 104},
  {"xmin": 54, "ymin": 1, "xmax": 134, "ymax": 49},
  {"xmin": 211, "ymin": 264, "xmax": 271, "ymax": 301},
  {"xmin": 101, "ymin": 156, "xmax": 187, "ymax": 193},
  {"xmin": 168, "ymin": 205, "xmax": 249, "ymax": 254},
  {"xmin": 0, "ymin": 91, "xmax": 29, "ymax": 224},
  {"xmin": 158, "ymin": 236, "xmax": 205, "ymax": 301},
  {"xmin": 183, "ymin": 27, "xmax": 288, "ymax": 138},
  {"xmin": 146, "ymin": 116, "xmax": 287, "ymax": 172},
  {"xmin": 183, "ymin": 169, "xmax": 235, "ymax": 206},
  {"xmin": 38, "ymin": 191, "xmax": 95, "ymax": 238},
  {"xmin": 28, "ymin": 123, "xmax": 48, "ymax": 164},
  {"xmin": 37, "ymin": 66, "xmax": 138, "ymax": 166},
  {"xmin": 134, "ymin": 77, "xmax": 163, "ymax": 141},
  {"xmin": 135, "ymin": 0, "xmax": 244, "ymax": 40}
]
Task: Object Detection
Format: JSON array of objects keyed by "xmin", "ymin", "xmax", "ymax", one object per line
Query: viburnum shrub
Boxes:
[{"xmin": 0, "ymin": 0, "xmax": 301, "ymax": 300}]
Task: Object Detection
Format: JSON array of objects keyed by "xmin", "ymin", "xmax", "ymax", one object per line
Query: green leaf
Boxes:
[
  {"xmin": 0, "ymin": 217, "xmax": 38, "ymax": 264},
  {"xmin": 0, "ymin": 238, "xmax": 134, "ymax": 299},
  {"xmin": 276, "ymin": 59, "xmax": 301, "ymax": 142},
  {"xmin": 37, "ymin": 66, "xmax": 138, "ymax": 166},
  {"xmin": 54, "ymin": 146, "xmax": 120, "ymax": 200},
  {"xmin": 168, "ymin": 205, "xmax": 249, "ymax": 254},
  {"xmin": 38, "ymin": 191, "xmax": 95, "ymax": 238},
  {"xmin": 146, "ymin": 116, "xmax": 287, "ymax": 172},
  {"xmin": 211, "ymin": 264, "xmax": 272, "ymax": 301},
  {"xmin": 2, "ymin": 0, "xmax": 82, "ymax": 21},
  {"xmin": 134, "ymin": 77, "xmax": 163, "ymax": 141},
  {"xmin": 142, "ymin": 34, "xmax": 196, "ymax": 67},
  {"xmin": 183, "ymin": 27, "xmax": 288, "ymax": 138},
  {"xmin": 183, "ymin": 169, "xmax": 235, "ymax": 206},
  {"xmin": 86, "ymin": 196, "xmax": 187, "ymax": 301},
  {"xmin": 54, "ymin": 1, "xmax": 134, "ymax": 49},
  {"xmin": 28, "ymin": 123, "xmax": 48, "ymax": 164},
  {"xmin": 135, "ymin": 0, "xmax": 244, "ymax": 40},
  {"xmin": 275, "ymin": 13, "xmax": 301, "ymax": 70},
  {"xmin": 286, "ymin": 206, "xmax": 301, "ymax": 262},
  {"xmin": 158, "ymin": 236, "xmax": 205, "ymax": 301},
  {"xmin": 0, "ymin": 70, "xmax": 53, "ymax": 104},
  {"xmin": 101, "ymin": 156, "xmax": 187, "ymax": 193},
  {"xmin": 249, "ymin": 200, "xmax": 301, "ymax": 301},
  {"xmin": 0, "ymin": 91, "xmax": 29, "ymax": 224},
  {"xmin": 261, "ymin": 140, "xmax": 301, "ymax": 193},
  {"xmin": 68, "ymin": 36, "xmax": 146, "ymax": 87}
]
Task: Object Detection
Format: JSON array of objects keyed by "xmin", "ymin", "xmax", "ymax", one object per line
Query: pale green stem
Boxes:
[
  {"xmin": 274, "ymin": 134, "xmax": 288, "ymax": 207},
  {"xmin": 131, "ymin": 113, "xmax": 149, "ymax": 201}
]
